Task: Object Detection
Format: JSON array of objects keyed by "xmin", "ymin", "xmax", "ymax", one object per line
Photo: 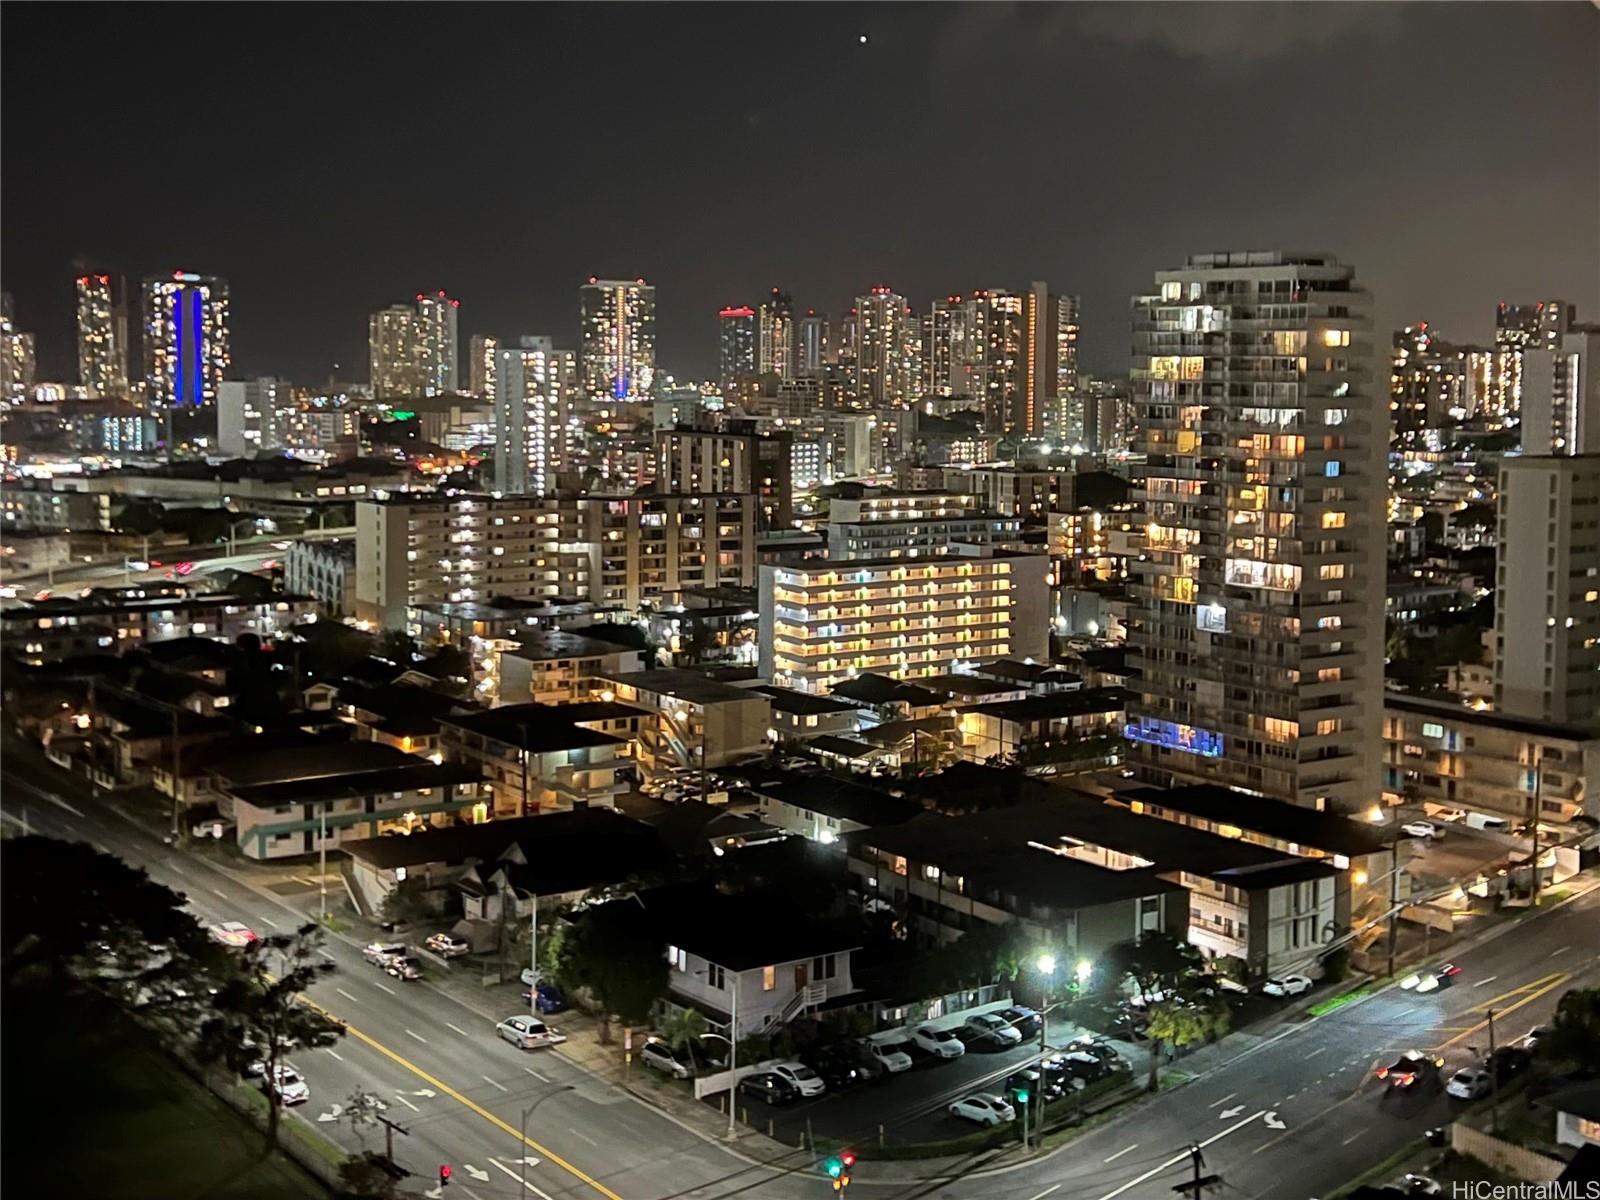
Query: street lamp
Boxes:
[
  {"xmin": 1036, "ymin": 953, "xmax": 1058, "ymax": 978},
  {"xmin": 1075, "ymin": 959, "xmax": 1093, "ymax": 987}
]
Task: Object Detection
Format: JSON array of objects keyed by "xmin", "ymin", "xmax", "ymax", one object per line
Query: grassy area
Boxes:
[
  {"xmin": 1308, "ymin": 976, "xmax": 1392, "ymax": 1017},
  {"xmin": 4, "ymin": 996, "xmax": 329, "ymax": 1200}
]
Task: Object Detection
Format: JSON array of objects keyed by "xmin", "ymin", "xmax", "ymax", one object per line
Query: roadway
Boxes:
[{"xmin": 3, "ymin": 730, "xmax": 1596, "ymax": 1200}]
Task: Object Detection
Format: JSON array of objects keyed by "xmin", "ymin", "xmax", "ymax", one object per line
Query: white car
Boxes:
[
  {"xmin": 769, "ymin": 1061, "xmax": 827, "ymax": 1097},
  {"xmin": 263, "ymin": 1064, "xmax": 310, "ymax": 1105},
  {"xmin": 425, "ymin": 933, "xmax": 471, "ymax": 958},
  {"xmin": 639, "ymin": 1038, "xmax": 693, "ymax": 1079},
  {"xmin": 208, "ymin": 922, "xmax": 258, "ymax": 948},
  {"xmin": 964, "ymin": 1013, "xmax": 1023, "ymax": 1045},
  {"xmin": 495, "ymin": 1015, "xmax": 567, "ymax": 1050},
  {"xmin": 1432, "ymin": 808, "xmax": 1467, "ymax": 824},
  {"xmin": 911, "ymin": 1025, "xmax": 966, "ymax": 1059},
  {"xmin": 1402, "ymin": 821, "xmax": 1442, "ymax": 840},
  {"xmin": 1446, "ymin": 1067, "xmax": 1492, "ymax": 1099},
  {"xmin": 864, "ymin": 1039, "xmax": 914, "ymax": 1073},
  {"xmin": 364, "ymin": 941, "xmax": 409, "ymax": 966},
  {"xmin": 948, "ymin": 1093, "xmax": 1016, "ymax": 1126},
  {"xmin": 1261, "ymin": 974, "xmax": 1313, "ymax": 998}
]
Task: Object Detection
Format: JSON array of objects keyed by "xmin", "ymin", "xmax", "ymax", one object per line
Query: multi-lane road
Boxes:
[{"xmin": 4, "ymin": 732, "xmax": 1596, "ymax": 1200}]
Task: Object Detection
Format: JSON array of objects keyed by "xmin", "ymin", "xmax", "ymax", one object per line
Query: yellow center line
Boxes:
[
  {"xmin": 1435, "ymin": 973, "xmax": 1569, "ymax": 1052},
  {"xmin": 298, "ymin": 994, "xmax": 624, "ymax": 1200},
  {"xmin": 1462, "ymin": 972, "xmax": 1565, "ymax": 1015}
]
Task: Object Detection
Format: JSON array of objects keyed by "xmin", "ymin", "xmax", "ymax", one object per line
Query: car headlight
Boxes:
[
  {"xmin": 1399, "ymin": 973, "xmax": 1421, "ymax": 989},
  {"xmin": 1416, "ymin": 975, "xmax": 1439, "ymax": 993}
]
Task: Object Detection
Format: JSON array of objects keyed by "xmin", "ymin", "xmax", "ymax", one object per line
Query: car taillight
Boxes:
[{"xmin": 1376, "ymin": 1068, "xmax": 1388, "ymax": 1078}]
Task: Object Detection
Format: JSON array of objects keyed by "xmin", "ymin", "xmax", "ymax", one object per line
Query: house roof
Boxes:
[
  {"xmin": 136, "ymin": 636, "xmax": 236, "ymax": 671},
  {"xmin": 438, "ymin": 703, "xmax": 630, "ymax": 751},
  {"xmin": 225, "ymin": 761, "xmax": 484, "ymax": 807},
  {"xmin": 826, "ymin": 674, "xmax": 945, "ymax": 708},
  {"xmin": 973, "ymin": 658, "xmax": 1084, "ymax": 686},
  {"xmin": 918, "ymin": 674, "xmax": 1024, "ymax": 699},
  {"xmin": 1386, "ymin": 693, "xmax": 1597, "ymax": 743},
  {"xmin": 964, "ymin": 688, "xmax": 1128, "ymax": 724},
  {"xmin": 1539, "ymin": 1081, "xmax": 1600, "ymax": 1122},
  {"xmin": 602, "ymin": 668, "xmax": 761, "ymax": 706},
  {"xmin": 502, "ymin": 630, "xmax": 640, "ymax": 663},
  {"xmin": 598, "ymin": 881, "xmax": 860, "ymax": 972},
  {"xmin": 808, "ymin": 735, "xmax": 886, "ymax": 759},
  {"xmin": 747, "ymin": 775, "xmax": 923, "ymax": 829},
  {"xmin": 1117, "ymin": 784, "xmax": 1388, "ymax": 858},
  {"xmin": 751, "ymin": 685, "xmax": 860, "ymax": 717}
]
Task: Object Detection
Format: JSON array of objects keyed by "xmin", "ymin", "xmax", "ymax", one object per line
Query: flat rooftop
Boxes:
[{"xmin": 602, "ymin": 668, "xmax": 762, "ymax": 706}]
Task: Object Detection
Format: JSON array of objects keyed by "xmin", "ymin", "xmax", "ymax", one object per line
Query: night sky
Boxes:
[{"xmin": 4, "ymin": 3, "xmax": 1596, "ymax": 385}]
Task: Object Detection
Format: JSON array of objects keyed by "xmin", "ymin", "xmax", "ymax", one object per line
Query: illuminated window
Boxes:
[
  {"xmin": 761, "ymin": 965, "xmax": 776, "ymax": 991},
  {"xmin": 1263, "ymin": 717, "xmax": 1297, "ymax": 742},
  {"xmin": 1322, "ymin": 511, "xmax": 1346, "ymax": 529},
  {"xmin": 1315, "ymin": 719, "xmax": 1341, "ymax": 736},
  {"xmin": 1322, "ymin": 330, "xmax": 1350, "ymax": 347}
]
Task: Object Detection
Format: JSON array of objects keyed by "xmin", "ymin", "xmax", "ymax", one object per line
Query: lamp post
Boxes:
[
  {"xmin": 1031, "ymin": 954, "xmax": 1058, "ymax": 1152},
  {"xmin": 520, "ymin": 1085, "xmax": 574, "ymax": 1196}
]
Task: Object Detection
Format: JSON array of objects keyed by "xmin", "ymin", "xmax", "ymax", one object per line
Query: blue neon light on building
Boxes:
[
  {"xmin": 1123, "ymin": 720, "xmax": 1224, "ymax": 758},
  {"xmin": 190, "ymin": 290, "xmax": 204, "ymax": 406}
]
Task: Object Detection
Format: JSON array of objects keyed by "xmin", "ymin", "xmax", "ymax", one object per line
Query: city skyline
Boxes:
[{"xmin": 3, "ymin": 4, "xmax": 1596, "ymax": 385}]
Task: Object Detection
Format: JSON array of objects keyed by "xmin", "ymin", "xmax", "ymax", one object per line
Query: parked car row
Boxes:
[
  {"xmin": 1446, "ymin": 1045, "xmax": 1533, "ymax": 1100},
  {"xmin": 361, "ymin": 941, "xmax": 425, "ymax": 981}
]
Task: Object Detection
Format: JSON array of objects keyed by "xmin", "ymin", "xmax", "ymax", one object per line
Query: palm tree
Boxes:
[{"xmin": 663, "ymin": 1006, "xmax": 708, "ymax": 1066}]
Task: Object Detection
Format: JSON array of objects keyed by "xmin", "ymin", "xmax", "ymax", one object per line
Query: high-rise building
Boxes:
[
  {"xmin": 369, "ymin": 304, "xmax": 418, "ymax": 399},
  {"xmin": 414, "ymin": 291, "xmax": 460, "ymax": 395},
  {"xmin": 656, "ymin": 420, "xmax": 793, "ymax": 529},
  {"xmin": 759, "ymin": 288, "xmax": 794, "ymax": 380},
  {"xmin": 142, "ymin": 271, "xmax": 230, "ymax": 407},
  {"xmin": 1054, "ymin": 294, "xmax": 1081, "ymax": 440},
  {"xmin": 469, "ymin": 334, "xmax": 499, "ymax": 401},
  {"xmin": 1126, "ymin": 251, "xmax": 1383, "ymax": 815},
  {"xmin": 1021, "ymin": 282, "xmax": 1061, "ymax": 439},
  {"xmin": 217, "ymin": 377, "xmax": 294, "ymax": 458},
  {"xmin": 1521, "ymin": 324, "xmax": 1599, "ymax": 456},
  {"xmin": 494, "ymin": 338, "xmax": 576, "ymax": 495},
  {"xmin": 921, "ymin": 297, "xmax": 961, "ymax": 397},
  {"xmin": 580, "ymin": 277, "xmax": 656, "ymax": 407},
  {"xmin": 968, "ymin": 289, "xmax": 1026, "ymax": 434},
  {"xmin": 797, "ymin": 310, "xmax": 829, "ymax": 377},
  {"xmin": 718, "ymin": 305, "xmax": 757, "ymax": 394},
  {"xmin": 1390, "ymin": 323, "xmax": 1468, "ymax": 448},
  {"xmin": 1, "ymin": 294, "xmax": 35, "ymax": 402},
  {"xmin": 1490, "ymin": 300, "xmax": 1574, "ymax": 423},
  {"xmin": 853, "ymin": 287, "xmax": 916, "ymax": 407},
  {"xmin": 1493, "ymin": 455, "xmax": 1600, "ymax": 730},
  {"xmin": 75, "ymin": 274, "xmax": 128, "ymax": 397}
]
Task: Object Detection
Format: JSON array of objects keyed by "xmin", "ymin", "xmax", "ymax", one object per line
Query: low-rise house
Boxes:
[
  {"xmin": 439, "ymin": 702, "xmax": 645, "ymax": 816},
  {"xmin": 600, "ymin": 668, "xmax": 771, "ymax": 777},
  {"xmin": 497, "ymin": 631, "xmax": 643, "ymax": 705},
  {"xmin": 751, "ymin": 685, "xmax": 861, "ymax": 746},
  {"xmin": 955, "ymin": 688, "xmax": 1127, "ymax": 763},
  {"xmin": 1542, "ymin": 1082, "xmax": 1600, "ymax": 1151},
  {"xmin": 742, "ymin": 773, "xmax": 923, "ymax": 845},
  {"xmin": 336, "ymin": 679, "xmax": 476, "ymax": 758},
  {"xmin": 825, "ymin": 675, "xmax": 946, "ymax": 724}
]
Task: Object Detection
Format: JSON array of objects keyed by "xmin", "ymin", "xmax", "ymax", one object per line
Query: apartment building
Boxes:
[
  {"xmin": 758, "ymin": 549, "xmax": 1051, "ymax": 694},
  {"xmin": 599, "ymin": 667, "xmax": 771, "ymax": 777},
  {"xmin": 438, "ymin": 702, "xmax": 644, "ymax": 816},
  {"xmin": 655, "ymin": 421, "xmax": 793, "ymax": 529},
  {"xmin": 942, "ymin": 466, "xmax": 1065, "ymax": 519},
  {"xmin": 497, "ymin": 631, "xmax": 643, "ymax": 704},
  {"xmin": 826, "ymin": 491, "xmax": 1021, "ymax": 560}
]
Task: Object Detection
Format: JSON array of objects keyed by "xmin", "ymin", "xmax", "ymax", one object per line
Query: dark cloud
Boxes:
[{"xmin": 2, "ymin": 3, "xmax": 1595, "ymax": 383}]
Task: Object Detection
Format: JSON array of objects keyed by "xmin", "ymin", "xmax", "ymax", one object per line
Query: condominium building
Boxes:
[
  {"xmin": 75, "ymin": 274, "xmax": 128, "ymax": 396},
  {"xmin": 759, "ymin": 288, "xmax": 794, "ymax": 380},
  {"xmin": 469, "ymin": 334, "xmax": 499, "ymax": 401},
  {"xmin": 217, "ymin": 377, "xmax": 293, "ymax": 458},
  {"xmin": 921, "ymin": 297, "xmax": 961, "ymax": 397},
  {"xmin": 718, "ymin": 305, "xmax": 757, "ymax": 394},
  {"xmin": 369, "ymin": 292, "xmax": 460, "ymax": 399},
  {"xmin": 1053, "ymin": 294, "xmax": 1082, "ymax": 441},
  {"xmin": 0, "ymin": 297, "xmax": 34, "ymax": 402},
  {"xmin": 852, "ymin": 287, "xmax": 917, "ymax": 407},
  {"xmin": 826, "ymin": 491, "xmax": 1020, "ymax": 559},
  {"xmin": 1127, "ymin": 251, "xmax": 1385, "ymax": 815},
  {"xmin": 1390, "ymin": 323, "xmax": 1468, "ymax": 448},
  {"xmin": 758, "ymin": 550, "xmax": 1051, "ymax": 694},
  {"xmin": 1494, "ymin": 455, "xmax": 1600, "ymax": 729},
  {"xmin": 580, "ymin": 277, "xmax": 656, "ymax": 406},
  {"xmin": 796, "ymin": 311, "xmax": 829, "ymax": 377},
  {"xmin": 142, "ymin": 271, "xmax": 230, "ymax": 407},
  {"xmin": 599, "ymin": 668, "xmax": 772, "ymax": 776},
  {"xmin": 415, "ymin": 291, "xmax": 460, "ymax": 395},
  {"xmin": 493, "ymin": 338, "xmax": 576, "ymax": 494},
  {"xmin": 1521, "ymin": 324, "xmax": 1599, "ymax": 456},
  {"xmin": 655, "ymin": 421, "xmax": 793, "ymax": 529},
  {"xmin": 943, "ymin": 465, "xmax": 1065, "ymax": 518},
  {"xmin": 589, "ymin": 493, "xmax": 758, "ymax": 611}
]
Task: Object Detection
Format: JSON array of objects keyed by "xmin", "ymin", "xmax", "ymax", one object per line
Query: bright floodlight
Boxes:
[
  {"xmin": 1075, "ymin": 959, "xmax": 1093, "ymax": 984},
  {"xmin": 1037, "ymin": 953, "xmax": 1058, "ymax": 976}
]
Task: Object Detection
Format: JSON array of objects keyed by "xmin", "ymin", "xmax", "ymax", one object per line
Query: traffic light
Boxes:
[
  {"xmin": 823, "ymin": 1155, "xmax": 844, "ymax": 1179},
  {"xmin": 439, "ymin": 1164, "xmax": 452, "ymax": 1188}
]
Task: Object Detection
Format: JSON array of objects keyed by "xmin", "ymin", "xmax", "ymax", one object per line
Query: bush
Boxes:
[{"xmin": 1322, "ymin": 945, "xmax": 1351, "ymax": 984}]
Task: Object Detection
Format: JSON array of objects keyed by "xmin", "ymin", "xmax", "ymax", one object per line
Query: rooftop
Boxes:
[
  {"xmin": 826, "ymin": 674, "xmax": 946, "ymax": 709},
  {"xmin": 1385, "ymin": 693, "xmax": 1598, "ymax": 742},
  {"xmin": 751, "ymin": 685, "xmax": 860, "ymax": 717},
  {"xmin": 974, "ymin": 658, "xmax": 1085, "ymax": 686},
  {"xmin": 438, "ymin": 703, "xmax": 630, "ymax": 751},
  {"xmin": 918, "ymin": 673, "xmax": 1024, "ymax": 699},
  {"xmin": 602, "ymin": 668, "xmax": 764, "ymax": 706},
  {"xmin": 963, "ymin": 687, "xmax": 1128, "ymax": 724},
  {"xmin": 743, "ymin": 773, "xmax": 923, "ymax": 829},
  {"xmin": 502, "ymin": 630, "xmax": 642, "ymax": 663},
  {"xmin": 1117, "ymin": 784, "xmax": 1388, "ymax": 857},
  {"xmin": 807, "ymin": 734, "xmax": 888, "ymax": 759}
]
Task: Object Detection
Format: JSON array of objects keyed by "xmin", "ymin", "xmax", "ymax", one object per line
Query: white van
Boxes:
[{"xmin": 1465, "ymin": 812, "xmax": 1510, "ymax": 832}]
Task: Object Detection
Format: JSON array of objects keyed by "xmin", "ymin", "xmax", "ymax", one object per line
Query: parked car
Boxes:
[
  {"xmin": 1402, "ymin": 821, "xmax": 1443, "ymax": 840},
  {"xmin": 1432, "ymin": 808, "xmax": 1468, "ymax": 823},
  {"xmin": 769, "ymin": 1061, "xmax": 827, "ymax": 1097},
  {"xmin": 862, "ymin": 1038, "xmax": 914, "ymax": 1073},
  {"xmin": 364, "ymin": 942, "xmax": 409, "ymax": 967},
  {"xmin": 1066, "ymin": 1038, "xmax": 1128, "ymax": 1071},
  {"xmin": 837, "ymin": 1041, "xmax": 888, "ymax": 1083},
  {"xmin": 1520, "ymin": 1024, "xmax": 1554, "ymax": 1051},
  {"xmin": 911, "ymin": 1025, "xmax": 966, "ymax": 1059},
  {"xmin": 1261, "ymin": 974, "xmax": 1313, "ymax": 998},
  {"xmin": 1487, "ymin": 1045, "xmax": 1533, "ymax": 1081},
  {"xmin": 995, "ymin": 1006, "xmax": 1042, "ymax": 1039},
  {"xmin": 1446, "ymin": 1066, "xmax": 1492, "ymax": 1100},
  {"xmin": 948, "ymin": 1093, "xmax": 1016, "ymax": 1126},
  {"xmin": 263, "ymin": 1064, "xmax": 309, "ymax": 1105},
  {"xmin": 1377, "ymin": 1050, "xmax": 1444, "ymax": 1090},
  {"xmin": 1052, "ymin": 1050, "xmax": 1112, "ymax": 1082},
  {"xmin": 964, "ymin": 1012, "xmax": 1023, "ymax": 1046},
  {"xmin": 1040, "ymin": 1057, "xmax": 1089, "ymax": 1093},
  {"xmin": 386, "ymin": 955, "xmax": 424, "ymax": 981},
  {"xmin": 737, "ymin": 1072, "xmax": 799, "ymax": 1106},
  {"xmin": 640, "ymin": 1039, "xmax": 694, "ymax": 1079},
  {"xmin": 425, "ymin": 933, "xmax": 471, "ymax": 958},
  {"xmin": 519, "ymin": 983, "xmax": 569, "ymax": 1014},
  {"xmin": 1396, "ymin": 1175, "xmax": 1443, "ymax": 1196},
  {"xmin": 495, "ymin": 1015, "xmax": 567, "ymax": 1050},
  {"xmin": 799, "ymin": 1046, "xmax": 862, "ymax": 1090},
  {"xmin": 1415, "ymin": 963, "xmax": 1462, "ymax": 993}
]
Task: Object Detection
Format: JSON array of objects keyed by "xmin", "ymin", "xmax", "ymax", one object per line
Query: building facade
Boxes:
[
  {"xmin": 655, "ymin": 422, "xmax": 793, "ymax": 529},
  {"xmin": 217, "ymin": 377, "xmax": 293, "ymax": 458},
  {"xmin": 580, "ymin": 278, "xmax": 656, "ymax": 407},
  {"xmin": 494, "ymin": 339, "xmax": 576, "ymax": 495},
  {"xmin": 143, "ymin": 271, "xmax": 230, "ymax": 407},
  {"xmin": 759, "ymin": 288, "xmax": 794, "ymax": 380},
  {"xmin": 75, "ymin": 274, "xmax": 128, "ymax": 397},
  {"xmin": 1126, "ymin": 252, "xmax": 1385, "ymax": 815},
  {"xmin": 853, "ymin": 287, "xmax": 917, "ymax": 408},
  {"xmin": 826, "ymin": 491, "xmax": 1021, "ymax": 559},
  {"xmin": 718, "ymin": 305, "xmax": 757, "ymax": 394}
]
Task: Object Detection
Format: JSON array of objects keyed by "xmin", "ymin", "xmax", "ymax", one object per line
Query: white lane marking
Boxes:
[
  {"xmin": 1208, "ymin": 1091, "xmax": 1238, "ymax": 1108},
  {"xmin": 1104, "ymin": 1144, "xmax": 1138, "ymax": 1162},
  {"xmin": 336, "ymin": 988, "xmax": 360, "ymax": 1004},
  {"xmin": 489, "ymin": 1157, "xmax": 554, "ymax": 1198},
  {"xmin": 1027, "ymin": 1186, "xmax": 1063, "ymax": 1200},
  {"xmin": 1305, "ymin": 1047, "xmax": 1327, "ymax": 1058},
  {"xmin": 325, "ymin": 1048, "xmax": 344, "ymax": 1062},
  {"xmin": 168, "ymin": 861, "xmax": 191, "ymax": 879},
  {"xmin": 523, "ymin": 1066, "xmax": 550, "ymax": 1083},
  {"xmin": 1394, "ymin": 1007, "xmax": 1414, "ymax": 1019},
  {"xmin": 405, "ymin": 1029, "xmax": 428, "ymax": 1044},
  {"xmin": 461, "ymin": 1188, "xmax": 485, "ymax": 1200},
  {"xmin": 1551, "ymin": 945, "xmax": 1570, "ymax": 956},
  {"xmin": 317, "ymin": 948, "xmax": 336, "ymax": 960},
  {"xmin": 1473, "ymin": 976, "xmax": 1499, "ymax": 987},
  {"xmin": 210, "ymin": 887, "xmax": 229, "ymax": 899},
  {"xmin": 446, "ymin": 1022, "xmax": 473, "ymax": 1038},
  {"xmin": 482, "ymin": 1075, "xmax": 509, "ymax": 1092},
  {"xmin": 1093, "ymin": 1112, "xmax": 1265, "ymax": 1200},
  {"xmin": 1342, "ymin": 1131, "xmax": 1363, "ymax": 1145},
  {"xmin": 392, "ymin": 1093, "xmax": 419, "ymax": 1112},
  {"xmin": 567, "ymin": 1127, "xmax": 598, "ymax": 1148},
  {"xmin": 373, "ymin": 981, "xmax": 395, "ymax": 995},
  {"xmin": 258, "ymin": 915, "xmax": 279, "ymax": 929},
  {"xmin": 45, "ymin": 793, "xmax": 86, "ymax": 816}
]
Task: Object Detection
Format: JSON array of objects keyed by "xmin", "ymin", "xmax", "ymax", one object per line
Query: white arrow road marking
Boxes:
[
  {"xmin": 404, "ymin": 1029, "xmax": 428, "ymax": 1044},
  {"xmin": 516, "ymin": 1156, "xmax": 541, "ymax": 1166},
  {"xmin": 413, "ymin": 1089, "xmax": 437, "ymax": 1098},
  {"xmin": 1026, "ymin": 1186, "xmax": 1062, "ymax": 1200},
  {"xmin": 392, "ymin": 1093, "xmax": 419, "ymax": 1112},
  {"xmin": 482, "ymin": 1075, "xmax": 509, "ymax": 1092},
  {"xmin": 373, "ymin": 981, "xmax": 396, "ymax": 995},
  {"xmin": 490, "ymin": 1157, "xmax": 555, "ymax": 1199},
  {"xmin": 1473, "ymin": 975, "xmax": 1499, "ymax": 987},
  {"xmin": 446, "ymin": 1022, "xmax": 473, "ymax": 1037},
  {"xmin": 1103, "ymin": 1145, "xmax": 1138, "ymax": 1163},
  {"xmin": 1093, "ymin": 1112, "xmax": 1266, "ymax": 1200},
  {"xmin": 1264, "ymin": 1111, "xmax": 1286, "ymax": 1130},
  {"xmin": 1208, "ymin": 1091, "xmax": 1237, "ymax": 1108},
  {"xmin": 336, "ymin": 988, "xmax": 360, "ymax": 1004},
  {"xmin": 316, "ymin": 1104, "xmax": 342, "ymax": 1123},
  {"xmin": 463, "ymin": 1165, "xmax": 491, "ymax": 1182},
  {"xmin": 424, "ymin": 1188, "xmax": 442, "ymax": 1200},
  {"xmin": 1219, "ymin": 1105, "xmax": 1246, "ymax": 1119},
  {"xmin": 324, "ymin": 1048, "xmax": 344, "ymax": 1062}
]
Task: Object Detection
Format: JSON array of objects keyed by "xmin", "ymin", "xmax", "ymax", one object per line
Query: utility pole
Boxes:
[
  {"xmin": 1488, "ymin": 1008, "xmax": 1499, "ymax": 1134},
  {"xmin": 1171, "ymin": 1143, "xmax": 1221, "ymax": 1198},
  {"xmin": 318, "ymin": 800, "xmax": 328, "ymax": 922},
  {"xmin": 1529, "ymin": 748, "xmax": 1543, "ymax": 907},
  {"xmin": 170, "ymin": 707, "xmax": 183, "ymax": 844},
  {"xmin": 527, "ymin": 887, "xmax": 538, "ymax": 1016},
  {"xmin": 374, "ymin": 1112, "xmax": 410, "ymax": 1170},
  {"xmin": 1386, "ymin": 837, "xmax": 1400, "ymax": 979},
  {"xmin": 520, "ymin": 723, "xmax": 531, "ymax": 818},
  {"xmin": 725, "ymin": 980, "xmax": 739, "ymax": 1140}
]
